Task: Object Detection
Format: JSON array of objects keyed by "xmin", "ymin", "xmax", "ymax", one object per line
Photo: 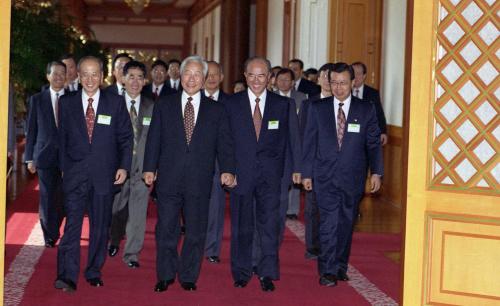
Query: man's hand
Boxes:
[
  {"xmin": 143, "ymin": 171, "xmax": 156, "ymax": 186},
  {"xmin": 292, "ymin": 173, "xmax": 302, "ymax": 184},
  {"xmin": 27, "ymin": 162, "xmax": 36, "ymax": 174},
  {"xmin": 370, "ymin": 174, "xmax": 382, "ymax": 193},
  {"xmin": 221, "ymin": 173, "xmax": 236, "ymax": 188},
  {"xmin": 114, "ymin": 169, "xmax": 127, "ymax": 185},
  {"xmin": 380, "ymin": 134, "xmax": 388, "ymax": 146},
  {"xmin": 302, "ymin": 178, "xmax": 313, "ymax": 191}
]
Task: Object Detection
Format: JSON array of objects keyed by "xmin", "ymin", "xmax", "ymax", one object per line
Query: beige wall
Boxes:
[
  {"xmin": 380, "ymin": 0, "xmax": 407, "ymax": 127},
  {"xmin": 266, "ymin": 0, "xmax": 284, "ymax": 67},
  {"xmin": 190, "ymin": 5, "xmax": 221, "ymax": 61},
  {"xmin": 91, "ymin": 24, "xmax": 184, "ymax": 45}
]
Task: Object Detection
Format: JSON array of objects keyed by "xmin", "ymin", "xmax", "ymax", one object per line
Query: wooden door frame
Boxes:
[{"xmin": 328, "ymin": 0, "xmax": 383, "ymax": 88}]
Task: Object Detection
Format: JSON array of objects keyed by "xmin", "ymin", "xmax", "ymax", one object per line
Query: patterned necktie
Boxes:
[
  {"xmin": 121, "ymin": 86, "xmax": 126, "ymax": 96},
  {"xmin": 184, "ymin": 97, "xmax": 195, "ymax": 145},
  {"xmin": 253, "ymin": 97, "xmax": 262, "ymax": 141},
  {"xmin": 208, "ymin": 95, "xmax": 215, "ymax": 100},
  {"xmin": 86, "ymin": 98, "xmax": 96, "ymax": 143},
  {"xmin": 54, "ymin": 92, "xmax": 59, "ymax": 127},
  {"xmin": 337, "ymin": 102, "xmax": 346, "ymax": 148},
  {"xmin": 130, "ymin": 100, "xmax": 138, "ymax": 154}
]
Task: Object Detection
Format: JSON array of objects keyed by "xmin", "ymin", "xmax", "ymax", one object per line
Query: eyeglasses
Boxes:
[{"xmin": 246, "ymin": 73, "xmax": 268, "ymax": 81}]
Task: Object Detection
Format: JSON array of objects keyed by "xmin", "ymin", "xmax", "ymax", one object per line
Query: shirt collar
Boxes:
[
  {"xmin": 248, "ymin": 88, "xmax": 267, "ymax": 102},
  {"xmin": 204, "ymin": 89, "xmax": 220, "ymax": 100},
  {"xmin": 182, "ymin": 90, "xmax": 201, "ymax": 103},
  {"xmin": 83, "ymin": 89, "xmax": 100, "ymax": 102}
]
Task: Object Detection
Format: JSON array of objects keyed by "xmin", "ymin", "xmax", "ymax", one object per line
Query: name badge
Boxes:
[
  {"xmin": 142, "ymin": 117, "xmax": 151, "ymax": 126},
  {"xmin": 347, "ymin": 123, "xmax": 360, "ymax": 133},
  {"xmin": 268, "ymin": 120, "xmax": 279, "ymax": 130},
  {"xmin": 97, "ymin": 114, "xmax": 112, "ymax": 125}
]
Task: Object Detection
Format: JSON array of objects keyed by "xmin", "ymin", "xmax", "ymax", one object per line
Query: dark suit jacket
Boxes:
[
  {"xmin": 143, "ymin": 92, "xmax": 235, "ymax": 197},
  {"xmin": 142, "ymin": 82, "xmax": 176, "ymax": 101},
  {"xmin": 298, "ymin": 94, "xmax": 321, "ymax": 139},
  {"xmin": 302, "ymin": 96, "xmax": 383, "ymax": 196},
  {"xmin": 202, "ymin": 90, "xmax": 230, "ymax": 103},
  {"xmin": 58, "ymin": 90, "xmax": 133, "ymax": 195},
  {"xmin": 165, "ymin": 78, "xmax": 183, "ymax": 93},
  {"xmin": 25, "ymin": 88, "xmax": 63, "ymax": 168},
  {"xmin": 297, "ymin": 78, "xmax": 321, "ymax": 97},
  {"xmin": 103, "ymin": 83, "xmax": 123, "ymax": 96},
  {"xmin": 224, "ymin": 90, "xmax": 301, "ymax": 195},
  {"xmin": 359, "ymin": 85, "xmax": 387, "ymax": 134}
]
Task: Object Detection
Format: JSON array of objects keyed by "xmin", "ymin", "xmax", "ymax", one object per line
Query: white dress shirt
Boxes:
[
  {"xmin": 333, "ymin": 95, "xmax": 352, "ymax": 133},
  {"xmin": 279, "ymin": 90, "xmax": 291, "ymax": 98},
  {"xmin": 170, "ymin": 79, "xmax": 180, "ymax": 90},
  {"xmin": 204, "ymin": 89, "xmax": 220, "ymax": 101},
  {"xmin": 248, "ymin": 88, "xmax": 267, "ymax": 117},
  {"xmin": 116, "ymin": 83, "xmax": 125, "ymax": 95},
  {"xmin": 353, "ymin": 84, "xmax": 364, "ymax": 99},
  {"xmin": 182, "ymin": 91, "xmax": 201, "ymax": 124},
  {"xmin": 68, "ymin": 79, "xmax": 79, "ymax": 92},
  {"xmin": 49, "ymin": 87, "xmax": 64, "ymax": 123},
  {"xmin": 153, "ymin": 83, "xmax": 164, "ymax": 95},
  {"xmin": 125, "ymin": 93, "xmax": 141, "ymax": 115},
  {"xmin": 294, "ymin": 78, "xmax": 302, "ymax": 91},
  {"xmin": 82, "ymin": 90, "xmax": 100, "ymax": 114}
]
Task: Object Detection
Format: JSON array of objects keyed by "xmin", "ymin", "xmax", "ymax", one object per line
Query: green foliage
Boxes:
[{"xmin": 10, "ymin": 3, "xmax": 107, "ymax": 100}]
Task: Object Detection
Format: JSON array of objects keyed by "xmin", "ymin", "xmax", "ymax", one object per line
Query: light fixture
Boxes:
[{"xmin": 124, "ymin": 0, "xmax": 151, "ymax": 15}]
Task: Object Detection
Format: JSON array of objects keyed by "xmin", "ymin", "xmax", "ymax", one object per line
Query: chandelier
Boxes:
[{"xmin": 124, "ymin": 0, "xmax": 151, "ymax": 15}]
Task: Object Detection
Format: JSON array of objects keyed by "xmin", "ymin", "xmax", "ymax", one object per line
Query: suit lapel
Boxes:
[
  {"xmin": 324, "ymin": 97, "xmax": 340, "ymax": 151},
  {"xmin": 71, "ymin": 92, "xmax": 89, "ymax": 140},
  {"xmin": 136, "ymin": 97, "xmax": 154, "ymax": 142},
  {"xmin": 243, "ymin": 92, "xmax": 258, "ymax": 144},
  {"xmin": 190, "ymin": 96, "xmax": 208, "ymax": 146},
  {"xmin": 341, "ymin": 97, "xmax": 361, "ymax": 148},
  {"xmin": 259, "ymin": 92, "xmax": 274, "ymax": 142},
  {"xmin": 172, "ymin": 94, "xmax": 188, "ymax": 145},
  {"xmin": 41, "ymin": 90, "xmax": 58, "ymax": 130}
]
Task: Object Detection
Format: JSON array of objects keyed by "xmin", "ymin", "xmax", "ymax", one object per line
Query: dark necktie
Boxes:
[
  {"xmin": 184, "ymin": 97, "xmax": 195, "ymax": 145},
  {"xmin": 86, "ymin": 98, "xmax": 96, "ymax": 143},
  {"xmin": 253, "ymin": 97, "xmax": 262, "ymax": 141},
  {"xmin": 208, "ymin": 95, "xmax": 215, "ymax": 100},
  {"xmin": 121, "ymin": 86, "xmax": 126, "ymax": 96},
  {"xmin": 153, "ymin": 87, "xmax": 159, "ymax": 100},
  {"xmin": 130, "ymin": 100, "xmax": 138, "ymax": 154},
  {"xmin": 354, "ymin": 88, "xmax": 360, "ymax": 98},
  {"xmin": 337, "ymin": 102, "xmax": 346, "ymax": 148}
]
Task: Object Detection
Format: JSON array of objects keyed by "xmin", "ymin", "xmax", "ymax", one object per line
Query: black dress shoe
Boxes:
[
  {"xmin": 305, "ymin": 248, "xmax": 320, "ymax": 260},
  {"xmin": 319, "ymin": 274, "xmax": 337, "ymax": 287},
  {"xmin": 286, "ymin": 214, "xmax": 298, "ymax": 220},
  {"xmin": 233, "ymin": 280, "xmax": 248, "ymax": 288},
  {"xmin": 337, "ymin": 270, "xmax": 349, "ymax": 281},
  {"xmin": 54, "ymin": 278, "xmax": 77, "ymax": 292},
  {"xmin": 206, "ymin": 256, "xmax": 220, "ymax": 263},
  {"xmin": 108, "ymin": 245, "xmax": 119, "ymax": 257},
  {"xmin": 181, "ymin": 282, "xmax": 197, "ymax": 291},
  {"xmin": 259, "ymin": 277, "xmax": 275, "ymax": 292},
  {"xmin": 127, "ymin": 261, "xmax": 140, "ymax": 268},
  {"xmin": 154, "ymin": 279, "xmax": 174, "ymax": 292},
  {"xmin": 45, "ymin": 239, "xmax": 55, "ymax": 248},
  {"xmin": 180, "ymin": 226, "xmax": 186, "ymax": 235},
  {"xmin": 87, "ymin": 277, "xmax": 103, "ymax": 287}
]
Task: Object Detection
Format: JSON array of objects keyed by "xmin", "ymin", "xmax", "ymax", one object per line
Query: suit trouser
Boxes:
[
  {"xmin": 315, "ymin": 186, "xmax": 362, "ymax": 275},
  {"xmin": 205, "ymin": 172, "xmax": 226, "ymax": 257},
  {"xmin": 110, "ymin": 174, "xmax": 150, "ymax": 263},
  {"xmin": 156, "ymin": 190, "xmax": 210, "ymax": 283},
  {"xmin": 37, "ymin": 167, "xmax": 63, "ymax": 243},
  {"xmin": 57, "ymin": 180, "xmax": 113, "ymax": 283},
  {"xmin": 304, "ymin": 190, "xmax": 320, "ymax": 252},
  {"xmin": 286, "ymin": 185, "xmax": 301, "ymax": 215},
  {"xmin": 231, "ymin": 178, "xmax": 281, "ymax": 281}
]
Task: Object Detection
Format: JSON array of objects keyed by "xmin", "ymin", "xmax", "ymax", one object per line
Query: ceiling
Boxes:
[{"xmin": 82, "ymin": 0, "xmax": 197, "ymax": 8}]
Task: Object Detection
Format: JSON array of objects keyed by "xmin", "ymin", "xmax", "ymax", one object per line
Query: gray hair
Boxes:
[
  {"xmin": 180, "ymin": 55, "xmax": 208, "ymax": 77},
  {"xmin": 244, "ymin": 56, "xmax": 272, "ymax": 73},
  {"xmin": 77, "ymin": 56, "xmax": 104, "ymax": 72}
]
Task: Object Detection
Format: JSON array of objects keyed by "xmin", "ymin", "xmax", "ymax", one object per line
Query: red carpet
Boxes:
[{"xmin": 4, "ymin": 180, "xmax": 400, "ymax": 306}]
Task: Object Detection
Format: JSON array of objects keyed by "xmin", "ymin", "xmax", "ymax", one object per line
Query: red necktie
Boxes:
[
  {"xmin": 86, "ymin": 98, "xmax": 96, "ymax": 143},
  {"xmin": 253, "ymin": 97, "xmax": 262, "ymax": 141},
  {"xmin": 337, "ymin": 102, "xmax": 346, "ymax": 148},
  {"xmin": 184, "ymin": 97, "xmax": 195, "ymax": 145}
]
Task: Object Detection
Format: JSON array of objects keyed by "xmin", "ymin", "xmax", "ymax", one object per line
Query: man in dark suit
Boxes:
[
  {"xmin": 108, "ymin": 61, "xmax": 154, "ymax": 268},
  {"xmin": 143, "ymin": 55, "xmax": 235, "ymax": 292},
  {"xmin": 274, "ymin": 68, "xmax": 307, "ymax": 221},
  {"xmin": 164, "ymin": 59, "xmax": 183, "ymax": 93},
  {"xmin": 142, "ymin": 59, "xmax": 175, "ymax": 101},
  {"xmin": 224, "ymin": 57, "xmax": 301, "ymax": 292},
  {"xmin": 60, "ymin": 54, "xmax": 81, "ymax": 93},
  {"xmin": 299, "ymin": 63, "xmax": 334, "ymax": 260},
  {"xmin": 302, "ymin": 62, "xmax": 383, "ymax": 287},
  {"xmin": 203, "ymin": 60, "xmax": 230, "ymax": 264},
  {"xmin": 288, "ymin": 58, "xmax": 321, "ymax": 97},
  {"xmin": 351, "ymin": 61, "xmax": 388, "ymax": 146},
  {"xmin": 104, "ymin": 53, "xmax": 132, "ymax": 96},
  {"xmin": 54, "ymin": 56, "xmax": 133, "ymax": 292},
  {"xmin": 25, "ymin": 60, "xmax": 67, "ymax": 248}
]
